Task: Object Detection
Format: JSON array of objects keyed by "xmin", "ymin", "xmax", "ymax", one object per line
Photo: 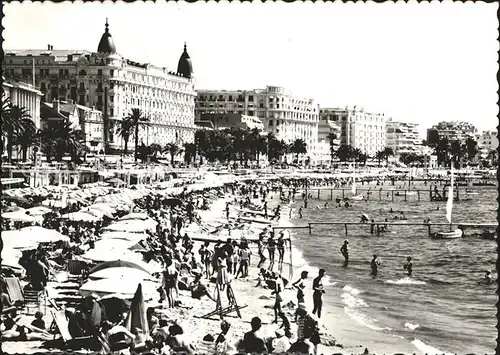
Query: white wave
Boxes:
[
  {"xmin": 404, "ymin": 322, "xmax": 420, "ymax": 331},
  {"xmin": 386, "ymin": 277, "xmax": 426, "ymax": 285},
  {"xmin": 342, "ymin": 284, "xmax": 362, "ymax": 295},
  {"xmin": 411, "ymin": 339, "xmax": 453, "ymax": 355},
  {"xmin": 341, "ymin": 292, "xmax": 368, "ymax": 308}
]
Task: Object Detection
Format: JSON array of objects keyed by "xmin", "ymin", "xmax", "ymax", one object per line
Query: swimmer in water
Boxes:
[
  {"xmin": 403, "ymin": 256, "xmax": 412, "ymax": 277},
  {"xmin": 485, "ymin": 271, "xmax": 492, "ymax": 284},
  {"xmin": 371, "ymin": 254, "xmax": 380, "ymax": 277},
  {"xmin": 324, "ymin": 202, "xmax": 329, "ymax": 209},
  {"xmin": 340, "ymin": 240, "xmax": 349, "ymax": 266}
]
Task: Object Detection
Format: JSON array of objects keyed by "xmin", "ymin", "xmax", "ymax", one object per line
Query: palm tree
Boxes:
[
  {"xmin": 117, "ymin": 117, "xmax": 135, "ymax": 154},
  {"xmin": 149, "ymin": 143, "xmax": 162, "ymax": 161},
  {"xmin": 465, "ymin": 137, "xmax": 478, "ymax": 162},
  {"xmin": 326, "ymin": 133, "xmax": 338, "ymax": 165},
  {"xmin": 449, "ymin": 140, "xmax": 464, "ymax": 168},
  {"xmin": 38, "ymin": 119, "xmax": 81, "ymax": 162},
  {"xmin": 163, "ymin": 143, "xmax": 180, "ymax": 166},
  {"xmin": 383, "ymin": 147, "xmax": 394, "ymax": 166},
  {"xmin": 375, "ymin": 150, "xmax": 385, "ymax": 167},
  {"xmin": 434, "ymin": 138, "xmax": 450, "ymax": 167},
  {"xmin": 124, "ymin": 108, "xmax": 149, "ymax": 162},
  {"xmin": 336, "ymin": 144, "xmax": 354, "ymax": 162},
  {"xmin": 183, "ymin": 142, "xmax": 197, "ymax": 165},
  {"xmin": 3, "ymin": 102, "xmax": 31, "ymax": 162},
  {"xmin": 12, "ymin": 118, "xmax": 37, "ymax": 162},
  {"xmin": 487, "ymin": 150, "xmax": 498, "ymax": 166},
  {"xmin": 289, "ymin": 139, "xmax": 307, "ymax": 164},
  {"xmin": 194, "ymin": 129, "xmax": 208, "ymax": 165}
]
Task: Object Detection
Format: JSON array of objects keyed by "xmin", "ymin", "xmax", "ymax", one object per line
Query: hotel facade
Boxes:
[
  {"xmin": 319, "ymin": 106, "xmax": 387, "ymax": 157},
  {"xmin": 3, "ymin": 20, "xmax": 197, "ymax": 153},
  {"xmin": 196, "ymin": 86, "xmax": 319, "ymax": 159},
  {"xmin": 386, "ymin": 119, "xmax": 422, "ymax": 155}
]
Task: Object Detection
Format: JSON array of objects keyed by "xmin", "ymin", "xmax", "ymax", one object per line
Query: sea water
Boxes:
[{"xmin": 285, "ymin": 182, "xmax": 497, "ymax": 354}]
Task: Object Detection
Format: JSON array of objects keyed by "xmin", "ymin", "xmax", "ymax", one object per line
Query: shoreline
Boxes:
[{"xmin": 1, "ymin": 174, "xmax": 493, "ymax": 355}]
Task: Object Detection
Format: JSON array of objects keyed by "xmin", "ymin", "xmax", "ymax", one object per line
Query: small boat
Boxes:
[
  {"xmin": 481, "ymin": 230, "xmax": 497, "ymax": 240},
  {"xmin": 432, "ymin": 229, "xmax": 463, "ymax": 239},
  {"xmin": 351, "ymin": 194, "xmax": 365, "ymax": 201},
  {"xmin": 434, "ymin": 162, "xmax": 463, "ymax": 240}
]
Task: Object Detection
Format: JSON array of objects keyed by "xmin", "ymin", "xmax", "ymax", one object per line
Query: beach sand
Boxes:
[{"xmin": 2, "ymin": 190, "xmax": 381, "ymax": 355}]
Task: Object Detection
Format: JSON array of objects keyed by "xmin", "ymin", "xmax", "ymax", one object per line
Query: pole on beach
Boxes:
[
  {"xmin": 379, "ymin": 189, "xmax": 382, "ymax": 201},
  {"xmin": 344, "ymin": 223, "xmax": 348, "ymax": 236},
  {"xmin": 330, "ymin": 189, "xmax": 333, "ymax": 201},
  {"xmin": 308, "ymin": 223, "xmax": 312, "ymax": 234},
  {"xmin": 404, "ymin": 190, "xmax": 407, "ymax": 202},
  {"xmin": 289, "ymin": 238, "xmax": 293, "ymax": 280},
  {"xmin": 391, "ymin": 190, "xmax": 394, "ymax": 202},
  {"xmin": 417, "ymin": 190, "xmax": 420, "ymax": 202},
  {"xmin": 317, "ymin": 190, "xmax": 320, "ymax": 200},
  {"xmin": 342, "ymin": 189, "xmax": 345, "ymax": 199},
  {"xmin": 427, "ymin": 224, "xmax": 432, "ymax": 236}
]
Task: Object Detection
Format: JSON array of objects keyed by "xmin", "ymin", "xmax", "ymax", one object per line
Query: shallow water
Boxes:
[{"xmin": 287, "ymin": 182, "xmax": 497, "ymax": 354}]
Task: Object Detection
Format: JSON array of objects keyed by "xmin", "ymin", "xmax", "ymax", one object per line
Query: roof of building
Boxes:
[
  {"xmin": 4, "ymin": 49, "xmax": 92, "ymax": 61},
  {"xmin": 177, "ymin": 43, "xmax": 193, "ymax": 79},
  {"xmin": 97, "ymin": 18, "xmax": 117, "ymax": 54}
]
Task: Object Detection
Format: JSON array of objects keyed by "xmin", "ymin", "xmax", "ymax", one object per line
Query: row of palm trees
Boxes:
[
  {"xmin": 116, "ymin": 108, "xmax": 310, "ymax": 166},
  {"xmin": 1, "ymin": 95, "xmax": 87, "ymax": 164}
]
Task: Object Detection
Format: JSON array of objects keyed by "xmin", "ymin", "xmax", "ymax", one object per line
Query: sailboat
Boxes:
[
  {"xmin": 351, "ymin": 163, "xmax": 365, "ymax": 201},
  {"xmin": 433, "ymin": 163, "xmax": 463, "ymax": 239}
]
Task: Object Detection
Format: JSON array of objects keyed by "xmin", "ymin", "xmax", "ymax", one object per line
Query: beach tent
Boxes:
[
  {"xmin": 89, "ymin": 267, "xmax": 154, "ymax": 281},
  {"xmin": 2, "ymin": 226, "xmax": 70, "ymax": 249}
]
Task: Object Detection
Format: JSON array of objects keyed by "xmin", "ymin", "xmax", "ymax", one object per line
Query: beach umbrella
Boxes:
[
  {"xmin": 79, "ymin": 278, "xmax": 158, "ymax": 298},
  {"xmin": 103, "ymin": 219, "xmax": 157, "ymax": 233},
  {"xmin": 119, "ymin": 212, "xmax": 149, "ymax": 221},
  {"xmin": 26, "ymin": 206, "xmax": 53, "ymax": 216},
  {"xmin": 86, "ymin": 207, "xmax": 113, "ymax": 219},
  {"xmin": 89, "ymin": 267, "xmax": 154, "ymax": 280},
  {"xmin": 89, "ymin": 259, "xmax": 152, "ymax": 274},
  {"xmin": 2, "ymin": 210, "xmax": 37, "ymax": 223},
  {"xmin": 80, "ymin": 248, "xmax": 143, "ymax": 263},
  {"xmin": 2, "ymin": 226, "xmax": 70, "ymax": 249},
  {"xmin": 3, "ymin": 206, "xmax": 25, "ymax": 212},
  {"xmin": 100, "ymin": 231, "xmax": 146, "ymax": 242},
  {"xmin": 93, "ymin": 238, "xmax": 140, "ymax": 252},
  {"xmin": 124, "ymin": 284, "xmax": 149, "ymax": 338},
  {"xmin": 61, "ymin": 211, "xmax": 100, "ymax": 222}
]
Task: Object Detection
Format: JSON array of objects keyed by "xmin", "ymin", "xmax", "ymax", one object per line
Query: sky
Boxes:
[{"xmin": 3, "ymin": 1, "xmax": 499, "ymax": 138}]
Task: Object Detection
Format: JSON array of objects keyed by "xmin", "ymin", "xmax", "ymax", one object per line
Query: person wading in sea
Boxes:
[
  {"xmin": 312, "ymin": 269, "xmax": 326, "ymax": 319},
  {"xmin": 340, "ymin": 240, "xmax": 349, "ymax": 266},
  {"xmin": 403, "ymin": 256, "xmax": 413, "ymax": 277},
  {"xmin": 371, "ymin": 254, "xmax": 380, "ymax": 277}
]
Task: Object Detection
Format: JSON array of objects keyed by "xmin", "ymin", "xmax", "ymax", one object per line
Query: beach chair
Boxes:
[
  {"xmin": 51, "ymin": 309, "xmax": 96, "ymax": 349},
  {"xmin": 4, "ymin": 277, "xmax": 47, "ymax": 315}
]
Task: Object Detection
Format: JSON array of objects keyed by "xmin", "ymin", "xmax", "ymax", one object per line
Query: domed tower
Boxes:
[
  {"xmin": 177, "ymin": 42, "xmax": 193, "ymax": 79},
  {"xmin": 97, "ymin": 18, "xmax": 117, "ymax": 54}
]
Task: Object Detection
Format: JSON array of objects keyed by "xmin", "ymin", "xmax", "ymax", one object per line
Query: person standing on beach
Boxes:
[
  {"xmin": 263, "ymin": 201, "xmax": 269, "ymax": 219},
  {"xmin": 340, "ymin": 240, "xmax": 349, "ymax": 266},
  {"xmin": 292, "ymin": 271, "xmax": 308, "ymax": 306},
  {"xmin": 312, "ymin": 269, "xmax": 326, "ymax": 319},
  {"xmin": 298, "ymin": 207, "xmax": 303, "ymax": 219},
  {"xmin": 236, "ymin": 242, "xmax": 251, "ymax": 278},
  {"xmin": 257, "ymin": 235, "xmax": 267, "ymax": 268},
  {"xmin": 371, "ymin": 254, "xmax": 380, "ymax": 277},
  {"xmin": 267, "ymin": 233, "xmax": 276, "ymax": 269},
  {"xmin": 277, "ymin": 232, "xmax": 286, "ymax": 265},
  {"xmin": 272, "ymin": 273, "xmax": 284, "ymax": 324}
]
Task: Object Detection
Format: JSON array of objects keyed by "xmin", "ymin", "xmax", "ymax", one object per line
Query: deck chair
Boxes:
[
  {"xmin": 50, "ymin": 310, "xmax": 97, "ymax": 350},
  {"xmin": 4, "ymin": 277, "xmax": 47, "ymax": 315}
]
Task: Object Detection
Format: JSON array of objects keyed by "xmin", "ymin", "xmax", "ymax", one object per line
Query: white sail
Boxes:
[{"xmin": 445, "ymin": 164, "xmax": 454, "ymax": 224}]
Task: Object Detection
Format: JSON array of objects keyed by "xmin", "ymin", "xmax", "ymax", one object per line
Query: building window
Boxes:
[
  {"xmin": 248, "ymin": 95, "xmax": 254, "ymax": 102},
  {"xmin": 59, "ymin": 69, "xmax": 63, "ymax": 76},
  {"xmin": 97, "ymin": 69, "xmax": 103, "ymax": 76},
  {"xmin": 110, "ymin": 69, "xmax": 114, "ymax": 77},
  {"xmin": 269, "ymin": 120, "xmax": 274, "ymax": 126}
]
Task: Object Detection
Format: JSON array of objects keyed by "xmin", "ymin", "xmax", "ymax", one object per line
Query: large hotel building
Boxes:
[
  {"xmin": 195, "ymin": 86, "xmax": 319, "ymax": 157},
  {"xmin": 319, "ymin": 106, "xmax": 387, "ymax": 157},
  {"xmin": 3, "ymin": 19, "xmax": 197, "ymax": 152}
]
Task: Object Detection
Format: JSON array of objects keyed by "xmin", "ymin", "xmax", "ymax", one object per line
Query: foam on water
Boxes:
[
  {"xmin": 386, "ymin": 277, "xmax": 427, "ymax": 285},
  {"xmin": 404, "ymin": 322, "xmax": 420, "ymax": 331},
  {"xmin": 411, "ymin": 339, "xmax": 453, "ymax": 355}
]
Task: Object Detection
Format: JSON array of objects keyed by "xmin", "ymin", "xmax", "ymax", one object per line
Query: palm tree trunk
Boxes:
[
  {"xmin": 7, "ymin": 129, "xmax": 14, "ymax": 163},
  {"xmin": 134, "ymin": 125, "xmax": 139, "ymax": 162},
  {"xmin": 124, "ymin": 138, "xmax": 128, "ymax": 155}
]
